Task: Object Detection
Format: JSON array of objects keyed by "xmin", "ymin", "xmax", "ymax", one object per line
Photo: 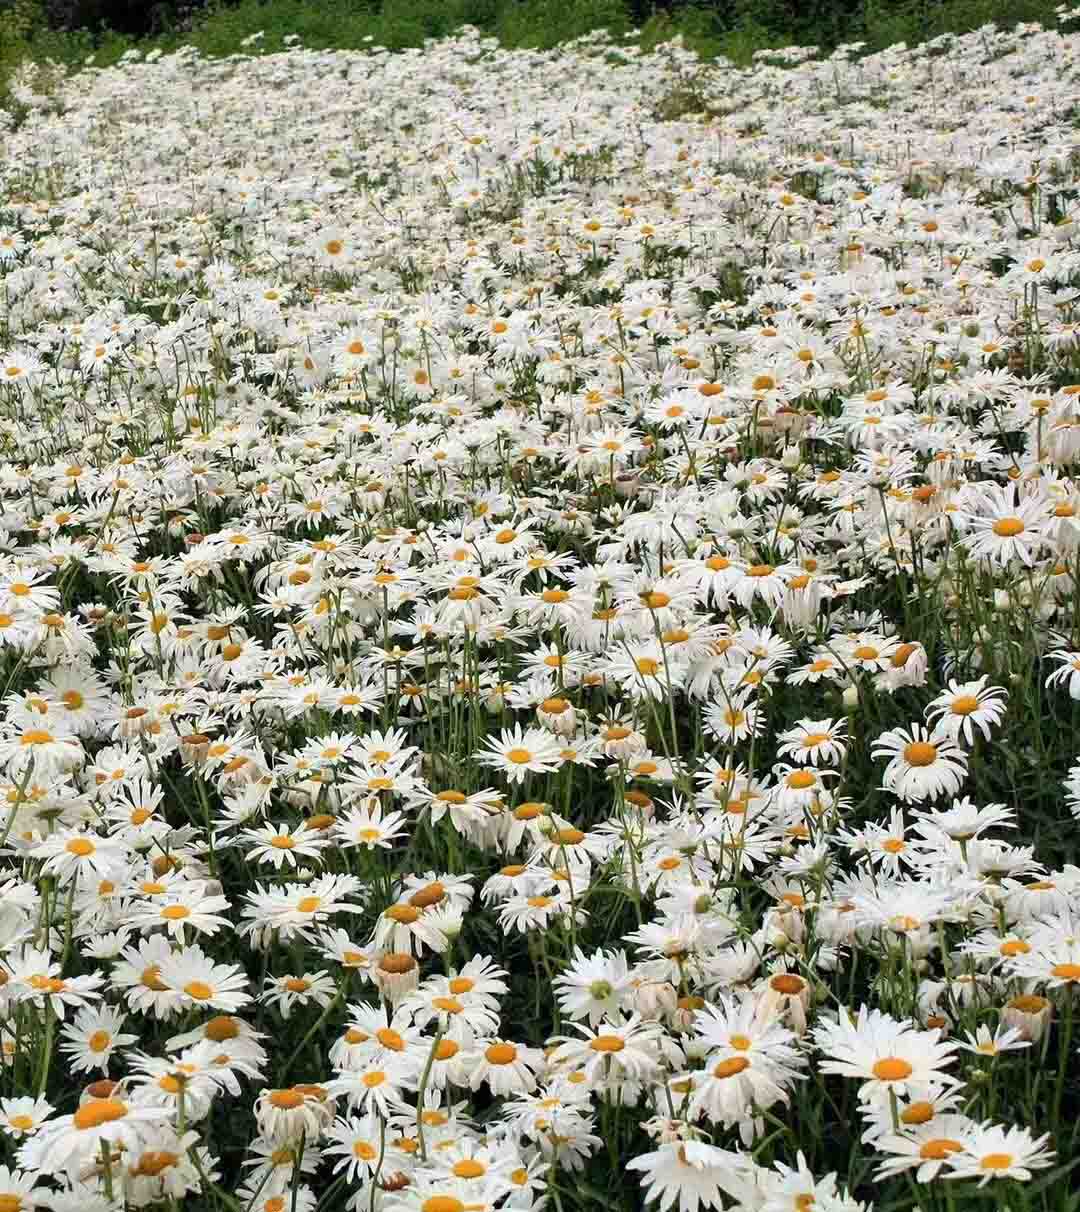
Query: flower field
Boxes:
[{"xmin": 1, "ymin": 13, "xmax": 1080, "ymax": 1211}]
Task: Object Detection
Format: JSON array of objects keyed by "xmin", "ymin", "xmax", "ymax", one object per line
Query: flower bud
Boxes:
[
  {"xmin": 1003, "ymin": 993, "xmax": 1053, "ymax": 1042},
  {"xmin": 634, "ymin": 980, "xmax": 678, "ymax": 1021},
  {"xmin": 536, "ymin": 696, "xmax": 577, "ymax": 736}
]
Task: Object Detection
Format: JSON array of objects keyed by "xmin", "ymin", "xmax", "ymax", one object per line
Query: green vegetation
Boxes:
[{"xmin": 0, "ymin": 0, "xmax": 1070, "ymax": 107}]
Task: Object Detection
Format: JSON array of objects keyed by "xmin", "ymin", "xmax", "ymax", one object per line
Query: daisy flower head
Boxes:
[
  {"xmin": 242, "ymin": 820, "xmax": 330, "ymax": 869},
  {"xmin": 873, "ymin": 1113, "xmax": 978, "ymax": 1183},
  {"xmin": 925, "ymin": 677, "xmax": 1008, "ymax": 745},
  {"xmin": 262, "ymin": 970, "xmax": 337, "ymax": 1019},
  {"xmin": 872, "ymin": 723, "xmax": 968, "ymax": 802},
  {"xmin": 17, "ymin": 1094, "xmax": 169, "ymax": 1179},
  {"xmin": 464, "ymin": 1038, "xmax": 545, "ymax": 1097},
  {"xmin": 334, "ymin": 802, "xmax": 409, "ymax": 853},
  {"xmin": 549, "ymin": 1015, "xmax": 664, "ymax": 1085},
  {"xmin": 31, "ymin": 829, "xmax": 127, "ymax": 886},
  {"xmin": 475, "ymin": 724, "xmax": 563, "ymax": 785},
  {"xmin": 58, "ymin": 1004, "xmax": 138, "ymax": 1073},
  {"xmin": 0, "ymin": 1096, "xmax": 52, "ymax": 1139},
  {"xmin": 944, "ymin": 1122, "xmax": 1054, "ymax": 1186},
  {"xmin": 254, "ymin": 1084, "xmax": 335, "ymax": 1146},
  {"xmin": 777, "ymin": 718, "xmax": 849, "ymax": 767},
  {"xmin": 814, "ymin": 1007, "xmax": 960, "ymax": 1104},
  {"xmin": 626, "ymin": 1139, "xmax": 752, "ymax": 1212},
  {"xmin": 0, "ymin": 722, "xmax": 84, "ymax": 778},
  {"xmin": 551, "ymin": 946, "xmax": 635, "ymax": 1026},
  {"xmin": 912, "ymin": 796, "xmax": 1014, "ymax": 843},
  {"xmin": 1045, "ymin": 649, "xmax": 1080, "ymax": 699},
  {"xmin": 959, "ymin": 483, "xmax": 1049, "ymax": 567}
]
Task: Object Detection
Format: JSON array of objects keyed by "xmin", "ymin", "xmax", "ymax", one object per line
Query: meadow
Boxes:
[{"xmin": 0, "ymin": 6, "xmax": 1079, "ymax": 1212}]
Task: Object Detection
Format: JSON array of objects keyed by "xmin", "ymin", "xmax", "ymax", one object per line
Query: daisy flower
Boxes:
[
  {"xmin": 776, "ymin": 718, "xmax": 849, "ymax": 767},
  {"xmin": 111, "ymin": 934, "xmax": 187, "ymax": 1019},
  {"xmin": 128, "ymin": 882, "xmax": 233, "ymax": 941},
  {"xmin": 1045, "ymin": 650, "xmax": 1080, "ymax": 699},
  {"xmin": 324, "ymin": 1055, "xmax": 415, "ymax": 1117},
  {"xmin": 3, "ymin": 946, "xmax": 102, "ymax": 1019},
  {"xmin": 944, "ymin": 1122, "xmax": 1055, "ymax": 1186},
  {"xmin": 464, "ymin": 1038, "xmax": 545, "ymax": 1097},
  {"xmin": 158, "ymin": 946, "xmax": 252, "ymax": 1012},
  {"xmin": 372, "ymin": 899, "xmax": 449, "ymax": 957},
  {"xmin": 872, "ymin": 723, "xmax": 968, "ymax": 802},
  {"xmin": 31, "ymin": 829, "xmax": 127, "ymax": 885},
  {"xmin": 254, "ymin": 1085, "xmax": 335, "ymax": 1146},
  {"xmin": 924, "ymin": 677, "xmax": 1008, "ymax": 745},
  {"xmin": 552, "ymin": 947, "xmax": 636, "ymax": 1026},
  {"xmin": 0, "ymin": 1165, "xmax": 46, "ymax": 1211},
  {"xmin": 814, "ymin": 1007, "xmax": 961, "ymax": 1104},
  {"xmin": 58, "ymin": 1004, "xmax": 137, "ymax": 1073},
  {"xmin": 703, "ymin": 699, "xmax": 763, "ymax": 745},
  {"xmin": 475, "ymin": 724, "xmax": 563, "ymax": 784},
  {"xmin": 912, "ymin": 796, "xmax": 1014, "ymax": 843},
  {"xmin": 960, "ymin": 484, "xmax": 1049, "ymax": 567},
  {"xmin": 0, "ymin": 1096, "xmax": 52, "ymax": 1139},
  {"xmin": 549, "ymin": 1015, "xmax": 664, "ymax": 1085},
  {"xmin": 262, "ymin": 970, "xmax": 338, "ymax": 1019},
  {"xmin": 498, "ymin": 890, "xmax": 585, "ymax": 935},
  {"xmin": 241, "ymin": 820, "xmax": 329, "ymax": 869},
  {"xmin": 334, "ymin": 802, "xmax": 409, "ymax": 849},
  {"xmin": 760, "ymin": 1153, "xmax": 843, "ymax": 1212},
  {"xmin": 957, "ymin": 1024, "xmax": 1030, "ymax": 1058},
  {"xmin": 240, "ymin": 874, "xmax": 363, "ymax": 945},
  {"xmin": 17, "ymin": 1096, "xmax": 169, "ymax": 1180},
  {"xmin": 626, "ymin": 1139, "xmax": 751, "ymax": 1212},
  {"xmin": 322, "ymin": 1112, "xmax": 385, "ymax": 1182},
  {"xmin": 873, "ymin": 1113, "xmax": 978, "ymax": 1182}
]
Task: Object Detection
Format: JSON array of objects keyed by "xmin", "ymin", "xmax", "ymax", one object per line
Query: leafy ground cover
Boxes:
[{"xmin": 0, "ymin": 10, "xmax": 1080, "ymax": 1212}]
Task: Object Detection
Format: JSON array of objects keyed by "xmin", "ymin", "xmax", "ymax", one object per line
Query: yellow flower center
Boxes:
[
  {"xmin": 992, "ymin": 517, "xmax": 1025, "ymax": 537},
  {"xmin": 903, "ymin": 742, "xmax": 938, "ymax": 767},
  {"xmin": 269, "ymin": 1089, "xmax": 305, "ymax": 1109},
  {"xmin": 712, "ymin": 1057, "xmax": 750, "ymax": 1078},
  {"xmin": 588, "ymin": 1035, "xmax": 625, "ymax": 1053},
  {"xmin": 485, "ymin": 1043, "xmax": 517, "ymax": 1065},
  {"xmin": 453, "ymin": 1160, "xmax": 486, "ymax": 1178},
  {"xmin": 872, "ymin": 1057, "xmax": 913, "ymax": 1081},
  {"xmin": 920, "ymin": 1139, "xmax": 963, "ymax": 1160},
  {"xmin": 901, "ymin": 1101, "xmax": 934, "ymax": 1125},
  {"xmin": 980, "ymin": 1153, "xmax": 1014, "ymax": 1172},
  {"xmin": 73, "ymin": 1099, "xmax": 127, "ymax": 1130}
]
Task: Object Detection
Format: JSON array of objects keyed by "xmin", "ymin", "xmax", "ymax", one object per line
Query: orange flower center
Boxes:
[
  {"xmin": 712, "ymin": 1057, "xmax": 750, "ymax": 1079},
  {"xmin": 992, "ymin": 517, "xmax": 1025, "ymax": 537},
  {"xmin": 485, "ymin": 1043, "xmax": 517, "ymax": 1065},
  {"xmin": 872, "ymin": 1057, "xmax": 913, "ymax": 1081},
  {"xmin": 73, "ymin": 1099, "xmax": 128, "ymax": 1130},
  {"xmin": 903, "ymin": 742, "xmax": 938, "ymax": 767},
  {"xmin": 588, "ymin": 1035, "xmax": 625, "ymax": 1053},
  {"xmin": 920, "ymin": 1138, "xmax": 963, "ymax": 1160}
]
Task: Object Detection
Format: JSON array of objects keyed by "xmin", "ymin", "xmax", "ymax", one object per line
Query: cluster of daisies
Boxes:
[{"xmin": 0, "ymin": 9, "xmax": 1079, "ymax": 1212}]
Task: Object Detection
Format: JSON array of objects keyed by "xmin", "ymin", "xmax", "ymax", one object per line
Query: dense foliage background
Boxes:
[{"xmin": 0, "ymin": 0, "xmax": 1068, "ymax": 58}]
